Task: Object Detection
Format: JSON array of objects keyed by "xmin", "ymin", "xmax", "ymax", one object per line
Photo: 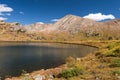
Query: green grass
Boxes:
[
  {"xmin": 112, "ymin": 69, "xmax": 120, "ymax": 75},
  {"xmin": 98, "ymin": 41, "xmax": 120, "ymax": 57},
  {"xmin": 110, "ymin": 59, "xmax": 120, "ymax": 67},
  {"xmin": 105, "ymin": 41, "xmax": 120, "ymax": 49},
  {"xmin": 57, "ymin": 56, "xmax": 84, "ymax": 79},
  {"xmin": 104, "ymin": 46, "xmax": 120, "ymax": 57},
  {"xmin": 58, "ymin": 67, "xmax": 84, "ymax": 79}
]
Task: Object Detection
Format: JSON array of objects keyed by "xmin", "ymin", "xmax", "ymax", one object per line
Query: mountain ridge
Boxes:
[{"xmin": 0, "ymin": 14, "xmax": 120, "ymax": 41}]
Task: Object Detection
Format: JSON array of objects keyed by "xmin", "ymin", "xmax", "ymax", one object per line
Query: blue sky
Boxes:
[{"xmin": 0, "ymin": 0, "xmax": 120, "ymax": 24}]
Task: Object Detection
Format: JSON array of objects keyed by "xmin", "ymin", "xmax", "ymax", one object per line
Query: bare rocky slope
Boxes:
[{"xmin": 0, "ymin": 14, "xmax": 120, "ymax": 41}]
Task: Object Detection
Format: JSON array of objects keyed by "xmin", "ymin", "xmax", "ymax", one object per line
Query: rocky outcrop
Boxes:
[
  {"xmin": 9, "ymin": 22, "xmax": 26, "ymax": 32},
  {"xmin": 24, "ymin": 22, "xmax": 52, "ymax": 33}
]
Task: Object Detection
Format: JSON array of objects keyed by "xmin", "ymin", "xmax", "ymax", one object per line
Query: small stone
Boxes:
[
  {"xmin": 49, "ymin": 75, "xmax": 54, "ymax": 78},
  {"xmin": 77, "ymin": 58, "xmax": 81, "ymax": 61},
  {"xmin": 98, "ymin": 65, "xmax": 104, "ymax": 69},
  {"xmin": 118, "ymin": 76, "xmax": 120, "ymax": 79},
  {"xmin": 25, "ymin": 73, "xmax": 30, "ymax": 76},
  {"xmin": 95, "ymin": 77, "xmax": 101, "ymax": 80},
  {"xmin": 33, "ymin": 75, "xmax": 45, "ymax": 80},
  {"xmin": 49, "ymin": 73, "xmax": 55, "ymax": 78}
]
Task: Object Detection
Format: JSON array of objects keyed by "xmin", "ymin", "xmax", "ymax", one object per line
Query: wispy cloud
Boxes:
[
  {"xmin": 19, "ymin": 11, "xmax": 24, "ymax": 15},
  {"xmin": 0, "ymin": 17, "xmax": 7, "ymax": 20},
  {"xmin": 83, "ymin": 13, "xmax": 115, "ymax": 21},
  {"xmin": 0, "ymin": 4, "xmax": 13, "ymax": 20},
  {"xmin": 6, "ymin": 13, "xmax": 11, "ymax": 16},
  {"xmin": 0, "ymin": 13, "xmax": 4, "ymax": 16},
  {"xmin": 0, "ymin": 13, "xmax": 11, "ymax": 16},
  {"xmin": 51, "ymin": 19, "xmax": 60, "ymax": 22},
  {"xmin": 119, "ymin": 8, "xmax": 120, "ymax": 11}
]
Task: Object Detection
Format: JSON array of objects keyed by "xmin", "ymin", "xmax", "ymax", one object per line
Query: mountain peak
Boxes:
[{"xmin": 64, "ymin": 14, "xmax": 82, "ymax": 18}]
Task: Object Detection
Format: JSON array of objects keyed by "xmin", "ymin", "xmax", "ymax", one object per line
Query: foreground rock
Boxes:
[{"xmin": 5, "ymin": 68, "xmax": 62, "ymax": 80}]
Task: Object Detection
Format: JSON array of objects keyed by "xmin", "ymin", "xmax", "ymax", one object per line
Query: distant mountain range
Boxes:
[{"xmin": 0, "ymin": 14, "xmax": 120, "ymax": 41}]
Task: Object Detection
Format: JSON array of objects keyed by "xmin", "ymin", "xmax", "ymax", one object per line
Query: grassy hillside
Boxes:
[{"xmin": 53, "ymin": 41, "xmax": 120, "ymax": 80}]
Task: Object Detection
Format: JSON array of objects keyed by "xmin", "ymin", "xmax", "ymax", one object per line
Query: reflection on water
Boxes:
[{"xmin": 0, "ymin": 42, "xmax": 98, "ymax": 78}]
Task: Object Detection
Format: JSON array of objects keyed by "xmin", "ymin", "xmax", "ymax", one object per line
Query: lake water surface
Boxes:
[{"xmin": 0, "ymin": 42, "xmax": 98, "ymax": 78}]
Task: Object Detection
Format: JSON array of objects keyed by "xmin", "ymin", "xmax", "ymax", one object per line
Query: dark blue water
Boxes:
[{"xmin": 0, "ymin": 42, "xmax": 97, "ymax": 79}]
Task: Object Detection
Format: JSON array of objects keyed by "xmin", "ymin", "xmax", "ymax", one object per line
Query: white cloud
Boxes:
[
  {"xmin": 0, "ymin": 4, "xmax": 13, "ymax": 21},
  {"xmin": 36, "ymin": 22, "xmax": 44, "ymax": 24},
  {"xmin": 0, "ymin": 4, "xmax": 13, "ymax": 12},
  {"xmin": 83, "ymin": 13, "xmax": 115, "ymax": 21},
  {"xmin": 0, "ymin": 17, "xmax": 7, "ymax": 20},
  {"xmin": 119, "ymin": 8, "xmax": 120, "ymax": 11},
  {"xmin": 51, "ymin": 19, "xmax": 60, "ymax": 22},
  {"xmin": 6, "ymin": 13, "xmax": 11, "ymax": 16},
  {"xmin": 19, "ymin": 11, "xmax": 24, "ymax": 15}
]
